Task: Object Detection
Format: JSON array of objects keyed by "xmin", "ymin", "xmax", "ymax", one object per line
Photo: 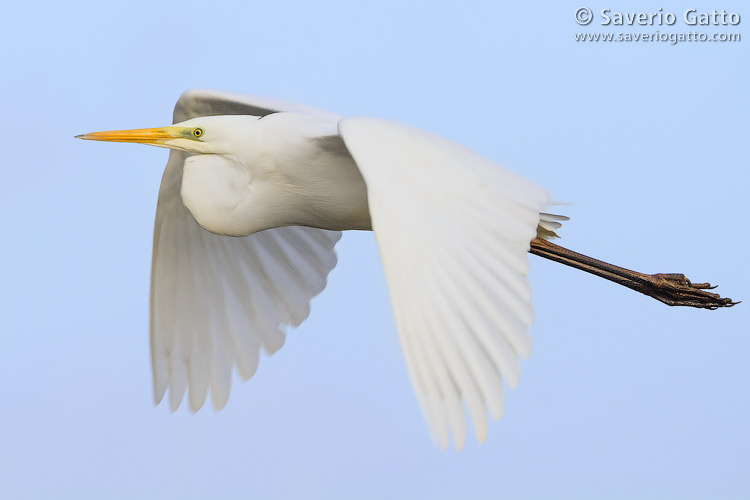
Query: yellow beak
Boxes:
[{"xmin": 76, "ymin": 127, "xmax": 177, "ymax": 145}]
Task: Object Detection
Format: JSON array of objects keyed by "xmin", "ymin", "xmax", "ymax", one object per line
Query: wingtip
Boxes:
[
  {"xmin": 153, "ymin": 383, "xmax": 167, "ymax": 407},
  {"xmin": 169, "ymin": 387, "xmax": 185, "ymax": 412},
  {"xmin": 189, "ymin": 396, "xmax": 206, "ymax": 413},
  {"xmin": 211, "ymin": 392, "xmax": 230, "ymax": 412},
  {"xmin": 453, "ymin": 439, "xmax": 465, "ymax": 452}
]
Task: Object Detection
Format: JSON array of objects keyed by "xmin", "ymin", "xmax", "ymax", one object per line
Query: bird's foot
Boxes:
[{"xmin": 648, "ymin": 273, "xmax": 739, "ymax": 310}]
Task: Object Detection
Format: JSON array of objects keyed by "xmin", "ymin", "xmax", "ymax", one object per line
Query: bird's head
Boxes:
[{"xmin": 76, "ymin": 116, "xmax": 260, "ymax": 155}]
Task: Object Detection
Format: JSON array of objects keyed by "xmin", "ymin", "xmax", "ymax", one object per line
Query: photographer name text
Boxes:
[{"xmin": 575, "ymin": 8, "xmax": 741, "ymax": 26}]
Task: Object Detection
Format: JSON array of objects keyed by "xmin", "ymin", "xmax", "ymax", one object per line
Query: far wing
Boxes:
[
  {"xmin": 172, "ymin": 89, "xmax": 341, "ymax": 123},
  {"xmin": 339, "ymin": 118, "xmax": 550, "ymax": 450},
  {"xmin": 150, "ymin": 92, "xmax": 341, "ymax": 411}
]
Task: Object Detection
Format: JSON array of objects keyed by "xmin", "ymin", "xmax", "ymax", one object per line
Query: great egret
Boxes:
[{"xmin": 77, "ymin": 90, "xmax": 735, "ymax": 450}]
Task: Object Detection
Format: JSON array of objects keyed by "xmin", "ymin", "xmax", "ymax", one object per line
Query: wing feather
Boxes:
[
  {"xmin": 413, "ymin": 238, "xmax": 488, "ymax": 446},
  {"xmin": 426, "ymin": 252, "xmax": 507, "ymax": 418},
  {"xmin": 340, "ymin": 118, "xmax": 550, "ymax": 449}
]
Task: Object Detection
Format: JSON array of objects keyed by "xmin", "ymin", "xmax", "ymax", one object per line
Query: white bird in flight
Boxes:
[{"xmin": 78, "ymin": 90, "xmax": 735, "ymax": 450}]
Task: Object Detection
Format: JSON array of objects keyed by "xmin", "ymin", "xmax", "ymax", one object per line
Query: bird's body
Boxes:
[
  {"xmin": 180, "ymin": 113, "xmax": 371, "ymax": 236},
  {"xmin": 78, "ymin": 90, "xmax": 734, "ymax": 451}
]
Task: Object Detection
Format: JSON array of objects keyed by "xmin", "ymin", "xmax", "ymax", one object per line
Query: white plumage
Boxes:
[{"xmin": 82, "ymin": 90, "xmax": 554, "ymax": 450}]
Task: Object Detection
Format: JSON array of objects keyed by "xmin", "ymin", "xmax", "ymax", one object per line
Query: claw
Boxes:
[
  {"xmin": 691, "ymin": 283, "xmax": 718, "ymax": 290},
  {"xmin": 649, "ymin": 273, "xmax": 737, "ymax": 309}
]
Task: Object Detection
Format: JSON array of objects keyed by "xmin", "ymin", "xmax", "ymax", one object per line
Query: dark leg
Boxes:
[{"xmin": 529, "ymin": 237, "xmax": 738, "ymax": 310}]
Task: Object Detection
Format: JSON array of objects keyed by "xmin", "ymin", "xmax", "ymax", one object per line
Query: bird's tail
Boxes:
[{"xmin": 537, "ymin": 212, "xmax": 569, "ymax": 240}]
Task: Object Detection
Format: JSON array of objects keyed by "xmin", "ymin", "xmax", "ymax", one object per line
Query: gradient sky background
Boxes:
[{"xmin": 1, "ymin": 1, "xmax": 747, "ymax": 499}]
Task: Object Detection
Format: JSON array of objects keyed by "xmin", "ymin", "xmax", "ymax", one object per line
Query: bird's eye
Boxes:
[{"xmin": 193, "ymin": 128, "xmax": 204, "ymax": 138}]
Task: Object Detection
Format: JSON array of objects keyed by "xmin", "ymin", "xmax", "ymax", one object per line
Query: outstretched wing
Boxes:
[
  {"xmin": 339, "ymin": 118, "xmax": 550, "ymax": 450},
  {"xmin": 150, "ymin": 91, "xmax": 341, "ymax": 411}
]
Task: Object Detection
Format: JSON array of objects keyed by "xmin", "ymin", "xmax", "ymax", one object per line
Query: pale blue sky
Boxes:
[{"xmin": 1, "ymin": 1, "xmax": 747, "ymax": 499}]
